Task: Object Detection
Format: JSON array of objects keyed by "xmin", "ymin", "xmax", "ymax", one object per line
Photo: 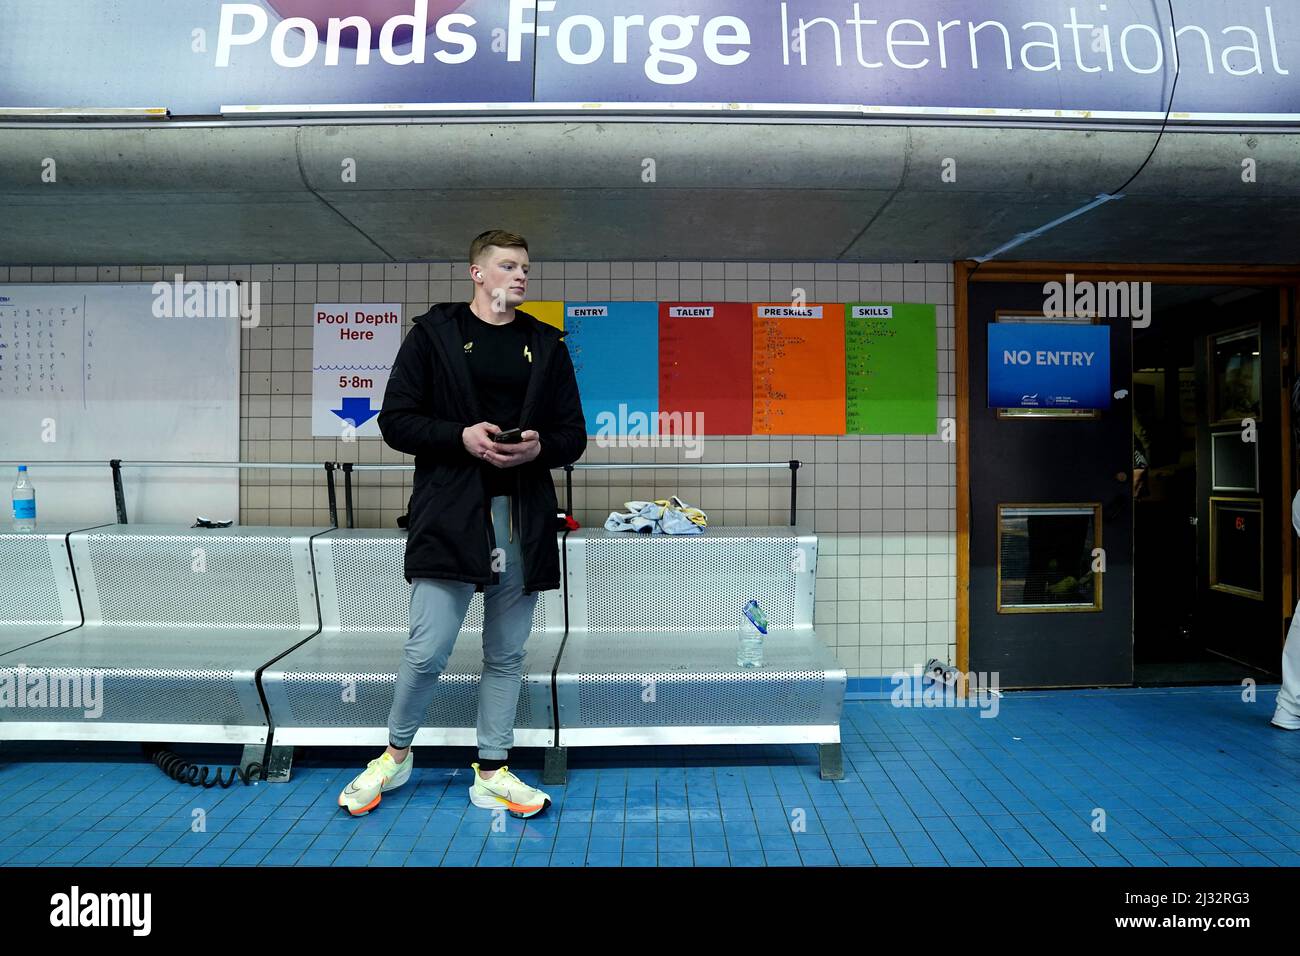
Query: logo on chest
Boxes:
[{"xmin": 462, "ymin": 341, "xmax": 532, "ymax": 363}]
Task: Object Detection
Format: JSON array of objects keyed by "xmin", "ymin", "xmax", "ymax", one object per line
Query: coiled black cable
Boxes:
[{"xmin": 142, "ymin": 743, "xmax": 264, "ymax": 788}]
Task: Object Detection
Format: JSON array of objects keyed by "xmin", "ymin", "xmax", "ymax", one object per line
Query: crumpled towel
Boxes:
[
  {"xmin": 604, "ymin": 496, "xmax": 707, "ymax": 534},
  {"xmin": 662, "ymin": 496, "xmax": 707, "ymax": 527}
]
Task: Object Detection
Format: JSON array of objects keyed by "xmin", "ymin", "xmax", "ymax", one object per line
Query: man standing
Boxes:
[{"xmin": 339, "ymin": 230, "xmax": 586, "ymax": 816}]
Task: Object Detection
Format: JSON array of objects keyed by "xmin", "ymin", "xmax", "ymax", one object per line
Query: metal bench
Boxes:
[
  {"xmin": 0, "ymin": 527, "xmax": 96, "ymax": 657},
  {"xmin": 0, "ymin": 524, "xmax": 326, "ymax": 763},
  {"xmin": 549, "ymin": 526, "xmax": 844, "ymax": 782},
  {"xmin": 259, "ymin": 528, "xmax": 565, "ymax": 781}
]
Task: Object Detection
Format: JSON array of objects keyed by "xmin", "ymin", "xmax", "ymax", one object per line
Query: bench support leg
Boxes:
[
  {"xmin": 818, "ymin": 743, "xmax": 843, "ymax": 781},
  {"xmin": 542, "ymin": 746, "xmax": 567, "ymax": 787},
  {"xmin": 244, "ymin": 743, "xmax": 294, "ymax": 783}
]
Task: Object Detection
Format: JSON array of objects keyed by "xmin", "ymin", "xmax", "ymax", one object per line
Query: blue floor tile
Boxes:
[{"xmin": 6, "ymin": 688, "xmax": 1299, "ymax": 870}]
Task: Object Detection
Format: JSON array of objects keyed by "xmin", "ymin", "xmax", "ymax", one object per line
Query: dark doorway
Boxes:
[{"xmin": 1133, "ymin": 286, "xmax": 1284, "ymax": 685}]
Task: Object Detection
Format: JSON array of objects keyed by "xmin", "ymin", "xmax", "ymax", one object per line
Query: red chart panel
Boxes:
[{"xmin": 658, "ymin": 302, "xmax": 753, "ymax": 436}]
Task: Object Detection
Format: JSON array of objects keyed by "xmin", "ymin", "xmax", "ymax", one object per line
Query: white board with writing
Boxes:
[{"xmin": 0, "ymin": 283, "xmax": 239, "ymax": 525}]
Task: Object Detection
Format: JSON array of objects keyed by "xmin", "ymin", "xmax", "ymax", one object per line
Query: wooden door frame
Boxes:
[{"xmin": 955, "ymin": 260, "xmax": 1300, "ymax": 675}]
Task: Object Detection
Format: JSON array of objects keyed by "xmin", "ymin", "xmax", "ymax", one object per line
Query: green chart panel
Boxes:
[{"xmin": 845, "ymin": 302, "xmax": 938, "ymax": 435}]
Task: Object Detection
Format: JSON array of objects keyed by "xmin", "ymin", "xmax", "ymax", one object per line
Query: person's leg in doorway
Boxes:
[
  {"xmin": 337, "ymin": 575, "xmax": 474, "ymax": 816},
  {"xmin": 1273, "ymin": 493, "xmax": 1300, "ymax": 730},
  {"xmin": 1273, "ymin": 602, "xmax": 1300, "ymax": 730},
  {"xmin": 467, "ymin": 495, "xmax": 551, "ymax": 817}
]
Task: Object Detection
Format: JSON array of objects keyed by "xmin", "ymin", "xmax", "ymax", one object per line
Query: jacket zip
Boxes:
[
  {"xmin": 515, "ymin": 470, "xmax": 526, "ymax": 589},
  {"xmin": 485, "ymin": 484, "xmax": 495, "ymax": 588},
  {"xmin": 514, "ymin": 338, "xmax": 563, "ymax": 594}
]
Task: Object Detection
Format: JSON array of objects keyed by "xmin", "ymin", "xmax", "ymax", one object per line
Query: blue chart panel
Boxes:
[{"xmin": 565, "ymin": 302, "xmax": 659, "ymax": 436}]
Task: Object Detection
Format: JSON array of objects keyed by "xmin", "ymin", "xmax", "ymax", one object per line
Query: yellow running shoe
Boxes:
[
  {"xmin": 338, "ymin": 751, "xmax": 412, "ymax": 816},
  {"xmin": 468, "ymin": 764, "xmax": 551, "ymax": 818}
]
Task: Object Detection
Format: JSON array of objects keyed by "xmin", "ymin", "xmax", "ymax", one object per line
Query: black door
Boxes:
[
  {"xmin": 968, "ymin": 281, "xmax": 1134, "ymax": 687},
  {"xmin": 1194, "ymin": 290, "xmax": 1284, "ymax": 672}
]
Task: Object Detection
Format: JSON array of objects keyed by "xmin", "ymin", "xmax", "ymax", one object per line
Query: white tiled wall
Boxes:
[{"xmin": 0, "ymin": 260, "xmax": 957, "ymax": 678}]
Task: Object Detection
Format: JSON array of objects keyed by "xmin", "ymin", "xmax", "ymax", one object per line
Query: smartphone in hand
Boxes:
[{"xmin": 491, "ymin": 427, "xmax": 524, "ymax": 444}]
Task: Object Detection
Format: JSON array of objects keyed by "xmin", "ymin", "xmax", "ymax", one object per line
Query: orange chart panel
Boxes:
[
  {"xmin": 659, "ymin": 302, "xmax": 753, "ymax": 436},
  {"xmin": 752, "ymin": 303, "xmax": 846, "ymax": 435}
]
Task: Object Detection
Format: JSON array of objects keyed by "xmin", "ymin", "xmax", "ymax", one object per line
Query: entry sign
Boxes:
[
  {"xmin": 312, "ymin": 303, "xmax": 402, "ymax": 437},
  {"xmin": 987, "ymin": 323, "xmax": 1111, "ymax": 409}
]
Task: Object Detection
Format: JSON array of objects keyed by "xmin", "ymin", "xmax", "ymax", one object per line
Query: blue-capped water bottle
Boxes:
[
  {"xmin": 12, "ymin": 465, "xmax": 35, "ymax": 532},
  {"xmin": 737, "ymin": 598, "xmax": 768, "ymax": 668}
]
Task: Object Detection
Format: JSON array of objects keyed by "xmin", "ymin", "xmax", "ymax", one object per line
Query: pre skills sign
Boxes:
[{"xmin": 987, "ymin": 323, "xmax": 1111, "ymax": 410}]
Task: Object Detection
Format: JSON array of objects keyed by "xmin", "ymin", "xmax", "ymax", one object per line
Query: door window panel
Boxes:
[{"xmin": 997, "ymin": 504, "xmax": 1102, "ymax": 613}]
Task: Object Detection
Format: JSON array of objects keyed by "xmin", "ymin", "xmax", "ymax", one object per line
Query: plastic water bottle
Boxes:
[
  {"xmin": 11, "ymin": 465, "xmax": 35, "ymax": 532},
  {"xmin": 737, "ymin": 599, "xmax": 768, "ymax": 668}
]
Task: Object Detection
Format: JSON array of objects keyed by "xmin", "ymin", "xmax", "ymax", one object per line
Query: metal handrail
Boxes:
[
  {"xmin": 0, "ymin": 459, "xmax": 332, "ymax": 525},
  {"xmin": 1, "ymin": 458, "xmax": 804, "ymax": 528},
  {"xmin": 343, "ymin": 459, "xmax": 805, "ymax": 527}
]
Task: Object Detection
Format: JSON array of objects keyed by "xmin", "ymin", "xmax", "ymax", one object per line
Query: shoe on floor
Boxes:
[
  {"xmin": 468, "ymin": 763, "xmax": 551, "ymax": 818},
  {"xmin": 338, "ymin": 751, "xmax": 413, "ymax": 816},
  {"xmin": 1270, "ymin": 709, "xmax": 1300, "ymax": 731}
]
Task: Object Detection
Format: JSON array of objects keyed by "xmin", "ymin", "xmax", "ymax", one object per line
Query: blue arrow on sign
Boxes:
[{"xmin": 332, "ymin": 396, "xmax": 379, "ymax": 427}]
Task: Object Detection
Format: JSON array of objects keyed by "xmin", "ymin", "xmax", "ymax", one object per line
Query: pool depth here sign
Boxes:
[
  {"xmin": 312, "ymin": 303, "xmax": 402, "ymax": 437},
  {"xmin": 987, "ymin": 323, "xmax": 1111, "ymax": 410}
]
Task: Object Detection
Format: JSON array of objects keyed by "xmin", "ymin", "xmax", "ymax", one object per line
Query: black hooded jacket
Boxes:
[{"xmin": 377, "ymin": 302, "xmax": 587, "ymax": 593}]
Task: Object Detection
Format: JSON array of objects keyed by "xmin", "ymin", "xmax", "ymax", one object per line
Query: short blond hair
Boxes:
[{"xmin": 470, "ymin": 230, "xmax": 529, "ymax": 265}]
